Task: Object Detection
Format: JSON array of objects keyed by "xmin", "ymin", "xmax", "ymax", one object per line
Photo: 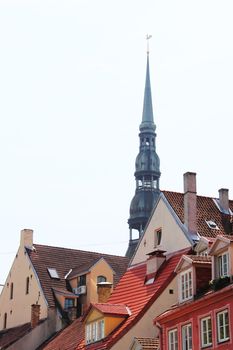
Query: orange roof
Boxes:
[
  {"xmin": 163, "ymin": 191, "xmax": 233, "ymax": 238},
  {"xmin": 88, "ymin": 303, "xmax": 130, "ymax": 317},
  {"xmin": 76, "ymin": 250, "xmax": 184, "ymax": 350}
]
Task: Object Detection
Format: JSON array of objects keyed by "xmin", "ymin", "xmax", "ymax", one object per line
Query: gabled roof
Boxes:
[
  {"xmin": 175, "ymin": 254, "xmax": 211, "ymax": 273},
  {"xmin": 134, "ymin": 337, "xmax": 160, "ymax": 350},
  {"xmin": 68, "ymin": 257, "xmax": 115, "ymax": 280},
  {"xmin": 208, "ymin": 234, "xmax": 233, "ymax": 255},
  {"xmin": 0, "ymin": 323, "xmax": 32, "ymax": 349},
  {"xmin": 84, "ymin": 303, "xmax": 130, "ymax": 320},
  {"xmin": 76, "ymin": 250, "xmax": 184, "ymax": 350},
  {"xmin": 26, "ymin": 244, "xmax": 129, "ymax": 308},
  {"xmin": 163, "ymin": 190, "xmax": 233, "ymax": 238}
]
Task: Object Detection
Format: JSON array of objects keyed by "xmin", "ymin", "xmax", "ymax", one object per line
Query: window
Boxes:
[
  {"xmin": 78, "ymin": 274, "xmax": 86, "ymax": 287},
  {"xmin": 64, "ymin": 298, "xmax": 74, "ymax": 310},
  {"xmin": 182, "ymin": 324, "xmax": 192, "ymax": 350},
  {"xmin": 97, "ymin": 275, "xmax": 107, "ymax": 283},
  {"xmin": 26, "ymin": 277, "xmax": 30, "ymax": 294},
  {"xmin": 218, "ymin": 253, "xmax": 229, "ymax": 277},
  {"xmin": 86, "ymin": 320, "xmax": 105, "ymax": 344},
  {"xmin": 217, "ymin": 309, "xmax": 229, "ymax": 343},
  {"xmin": 180, "ymin": 270, "xmax": 193, "ymax": 302},
  {"xmin": 10, "ymin": 283, "xmax": 13, "ymax": 300},
  {"xmin": 3, "ymin": 313, "xmax": 7, "ymax": 329},
  {"xmin": 168, "ymin": 328, "xmax": 178, "ymax": 350},
  {"xmin": 201, "ymin": 316, "xmax": 212, "ymax": 347},
  {"xmin": 154, "ymin": 229, "xmax": 162, "ymax": 247},
  {"xmin": 47, "ymin": 268, "xmax": 59, "ymax": 279}
]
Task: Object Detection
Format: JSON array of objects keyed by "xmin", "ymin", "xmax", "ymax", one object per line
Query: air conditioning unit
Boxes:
[{"xmin": 73, "ymin": 285, "xmax": 87, "ymax": 295}]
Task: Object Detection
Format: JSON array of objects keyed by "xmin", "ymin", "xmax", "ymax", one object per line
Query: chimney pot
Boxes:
[
  {"xmin": 219, "ymin": 188, "xmax": 229, "ymax": 212},
  {"xmin": 97, "ymin": 282, "xmax": 112, "ymax": 303},
  {"xmin": 183, "ymin": 172, "xmax": 197, "ymax": 233},
  {"xmin": 20, "ymin": 229, "xmax": 33, "ymax": 248}
]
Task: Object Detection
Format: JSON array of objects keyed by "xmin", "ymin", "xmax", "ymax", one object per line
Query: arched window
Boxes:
[
  {"xmin": 26, "ymin": 277, "xmax": 30, "ymax": 294},
  {"xmin": 97, "ymin": 276, "xmax": 107, "ymax": 283},
  {"xmin": 3, "ymin": 313, "xmax": 7, "ymax": 329},
  {"xmin": 10, "ymin": 283, "xmax": 13, "ymax": 300}
]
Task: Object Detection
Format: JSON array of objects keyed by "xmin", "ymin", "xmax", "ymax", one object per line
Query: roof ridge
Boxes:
[{"xmin": 32, "ymin": 243, "xmax": 130, "ymax": 259}]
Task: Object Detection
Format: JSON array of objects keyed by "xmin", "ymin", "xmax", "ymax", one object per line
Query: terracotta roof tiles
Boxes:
[
  {"xmin": 27, "ymin": 244, "xmax": 129, "ymax": 308},
  {"xmin": 76, "ymin": 250, "xmax": 184, "ymax": 350},
  {"xmin": 163, "ymin": 191, "xmax": 233, "ymax": 239},
  {"xmin": 0, "ymin": 323, "xmax": 32, "ymax": 349}
]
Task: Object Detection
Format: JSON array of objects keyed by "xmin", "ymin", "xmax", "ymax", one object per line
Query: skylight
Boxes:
[
  {"xmin": 47, "ymin": 268, "xmax": 60, "ymax": 279},
  {"xmin": 206, "ymin": 220, "xmax": 219, "ymax": 230}
]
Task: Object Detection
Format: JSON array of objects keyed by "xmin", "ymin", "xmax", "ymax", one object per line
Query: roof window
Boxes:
[
  {"xmin": 206, "ymin": 220, "xmax": 219, "ymax": 230},
  {"xmin": 47, "ymin": 268, "xmax": 60, "ymax": 279}
]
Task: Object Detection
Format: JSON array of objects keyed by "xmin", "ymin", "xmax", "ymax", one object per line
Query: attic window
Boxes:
[
  {"xmin": 206, "ymin": 220, "xmax": 219, "ymax": 230},
  {"xmin": 145, "ymin": 277, "xmax": 154, "ymax": 285},
  {"xmin": 47, "ymin": 268, "xmax": 60, "ymax": 279}
]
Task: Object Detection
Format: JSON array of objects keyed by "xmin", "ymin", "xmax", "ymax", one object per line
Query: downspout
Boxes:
[{"xmin": 155, "ymin": 321, "xmax": 162, "ymax": 350}]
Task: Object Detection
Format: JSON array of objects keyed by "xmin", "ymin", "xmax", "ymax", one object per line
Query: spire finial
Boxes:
[{"xmin": 146, "ymin": 34, "xmax": 152, "ymax": 55}]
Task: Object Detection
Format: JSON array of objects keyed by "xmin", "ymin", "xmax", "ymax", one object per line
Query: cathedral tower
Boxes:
[{"xmin": 126, "ymin": 48, "xmax": 161, "ymax": 258}]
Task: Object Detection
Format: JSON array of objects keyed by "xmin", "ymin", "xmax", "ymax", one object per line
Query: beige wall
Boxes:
[
  {"xmin": 0, "ymin": 244, "xmax": 47, "ymax": 330},
  {"xmin": 132, "ymin": 199, "xmax": 191, "ymax": 265},
  {"xmin": 111, "ymin": 278, "xmax": 178, "ymax": 350}
]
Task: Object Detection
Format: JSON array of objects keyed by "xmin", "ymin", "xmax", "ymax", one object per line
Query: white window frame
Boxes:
[
  {"xmin": 217, "ymin": 252, "xmax": 229, "ymax": 277},
  {"xmin": 217, "ymin": 309, "xmax": 229, "ymax": 343},
  {"xmin": 86, "ymin": 319, "xmax": 105, "ymax": 344},
  {"xmin": 168, "ymin": 328, "xmax": 178, "ymax": 350},
  {"xmin": 182, "ymin": 323, "xmax": 192, "ymax": 350},
  {"xmin": 180, "ymin": 269, "xmax": 193, "ymax": 302},
  {"xmin": 200, "ymin": 316, "xmax": 212, "ymax": 347}
]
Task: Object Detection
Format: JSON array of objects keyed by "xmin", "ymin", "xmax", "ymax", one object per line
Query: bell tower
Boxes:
[{"xmin": 126, "ymin": 41, "xmax": 161, "ymax": 258}]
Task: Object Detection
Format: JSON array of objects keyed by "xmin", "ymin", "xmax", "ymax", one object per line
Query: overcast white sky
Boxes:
[{"xmin": 0, "ymin": 0, "xmax": 233, "ymax": 283}]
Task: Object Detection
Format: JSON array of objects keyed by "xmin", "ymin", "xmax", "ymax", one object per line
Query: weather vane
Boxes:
[{"xmin": 146, "ymin": 34, "xmax": 152, "ymax": 54}]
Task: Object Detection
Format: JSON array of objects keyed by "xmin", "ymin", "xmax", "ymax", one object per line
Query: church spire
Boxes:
[
  {"xmin": 140, "ymin": 53, "xmax": 155, "ymax": 132},
  {"xmin": 126, "ymin": 41, "xmax": 161, "ymax": 258}
]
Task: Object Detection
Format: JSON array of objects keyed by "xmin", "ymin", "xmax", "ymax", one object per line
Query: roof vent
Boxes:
[{"xmin": 206, "ymin": 220, "xmax": 219, "ymax": 230}]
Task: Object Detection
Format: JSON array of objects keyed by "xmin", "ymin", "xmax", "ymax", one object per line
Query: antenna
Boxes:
[{"xmin": 146, "ymin": 34, "xmax": 152, "ymax": 54}]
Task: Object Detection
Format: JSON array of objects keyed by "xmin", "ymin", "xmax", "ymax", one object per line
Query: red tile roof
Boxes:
[
  {"xmin": 76, "ymin": 250, "xmax": 184, "ymax": 350},
  {"xmin": 26, "ymin": 244, "xmax": 129, "ymax": 308},
  {"xmin": 163, "ymin": 191, "xmax": 233, "ymax": 238},
  {"xmin": 0, "ymin": 323, "xmax": 32, "ymax": 349},
  {"xmin": 89, "ymin": 303, "xmax": 130, "ymax": 317},
  {"xmin": 135, "ymin": 337, "xmax": 160, "ymax": 349},
  {"xmin": 40, "ymin": 318, "xmax": 84, "ymax": 350}
]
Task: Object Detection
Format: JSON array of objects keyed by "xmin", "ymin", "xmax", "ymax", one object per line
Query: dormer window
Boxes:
[
  {"xmin": 97, "ymin": 275, "xmax": 107, "ymax": 283},
  {"xmin": 180, "ymin": 269, "xmax": 193, "ymax": 302},
  {"xmin": 218, "ymin": 252, "xmax": 229, "ymax": 277},
  {"xmin": 86, "ymin": 319, "xmax": 105, "ymax": 344}
]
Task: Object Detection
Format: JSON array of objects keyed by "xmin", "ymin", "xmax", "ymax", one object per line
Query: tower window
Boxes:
[{"xmin": 146, "ymin": 138, "xmax": 150, "ymax": 146}]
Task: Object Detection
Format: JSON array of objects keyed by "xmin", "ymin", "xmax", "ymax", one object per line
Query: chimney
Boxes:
[
  {"xmin": 31, "ymin": 304, "xmax": 40, "ymax": 328},
  {"xmin": 97, "ymin": 282, "xmax": 112, "ymax": 303},
  {"xmin": 184, "ymin": 172, "xmax": 197, "ymax": 233},
  {"xmin": 20, "ymin": 229, "xmax": 33, "ymax": 249},
  {"xmin": 146, "ymin": 249, "xmax": 166, "ymax": 276},
  {"xmin": 219, "ymin": 188, "xmax": 229, "ymax": 213}
]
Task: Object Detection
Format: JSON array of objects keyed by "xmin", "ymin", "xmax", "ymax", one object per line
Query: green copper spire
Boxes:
[{"xmin": 140, "ymin": 52, "xmax": 155, "ymax": 132}]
